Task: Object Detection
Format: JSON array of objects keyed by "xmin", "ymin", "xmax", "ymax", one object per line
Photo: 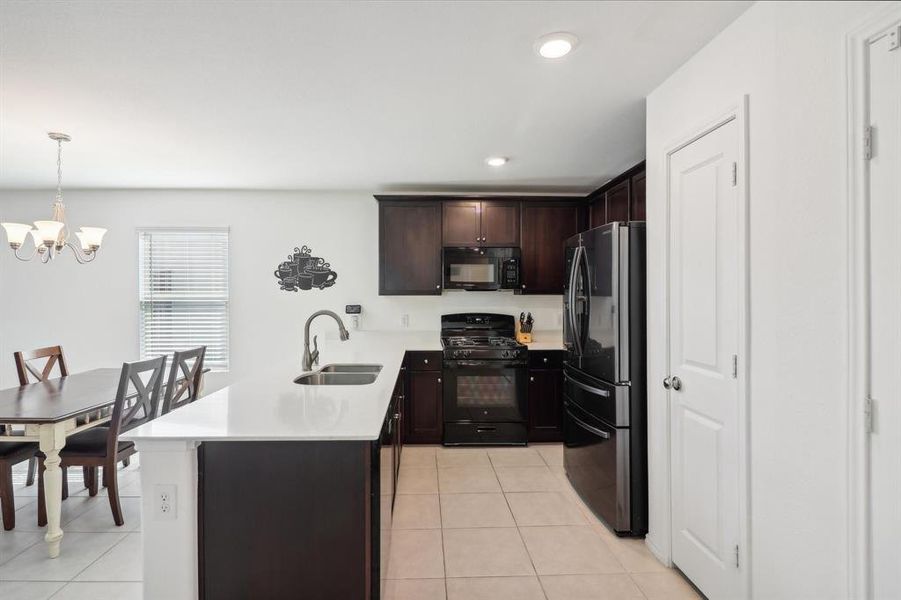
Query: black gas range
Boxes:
[{"xmin": 441, "ymin": 314, "xmax": 529, "ymax": 446}]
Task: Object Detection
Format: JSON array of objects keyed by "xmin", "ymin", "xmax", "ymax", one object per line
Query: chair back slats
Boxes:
[
  {"xmin": 162, "ymin": 347, "xmax": 206, "ymax": 415},
  {"xmin": 14, "ymin": 346, "xmax": 69, "ymax": 386},
  {"xmin": 107, "ymin": 356, "xmax": 167, "ymax": 456}
]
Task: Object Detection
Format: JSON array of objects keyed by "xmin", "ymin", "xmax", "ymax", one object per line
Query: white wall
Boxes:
[
  {"xmin": 645, "ymin": 2, "xmax": 889, "ymax": 598},
  {"xmin": 0, "ymin": 190, "xmax": 563, "ymax": 390}
]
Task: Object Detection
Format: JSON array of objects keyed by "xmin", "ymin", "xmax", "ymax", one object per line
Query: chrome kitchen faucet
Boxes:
[{"xmin": 302, "ymin": 310, "xmax": 350, "ymax": 371}]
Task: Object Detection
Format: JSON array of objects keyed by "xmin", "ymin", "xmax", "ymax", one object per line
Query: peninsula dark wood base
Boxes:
[{"xmin": 198, "ymin": 441, "xmax": 380, "ymax": 600}]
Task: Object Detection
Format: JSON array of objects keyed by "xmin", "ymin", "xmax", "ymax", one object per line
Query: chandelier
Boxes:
[{"xmin": 1, "ymin": 132, "xmax": 106, "ymax": 264}]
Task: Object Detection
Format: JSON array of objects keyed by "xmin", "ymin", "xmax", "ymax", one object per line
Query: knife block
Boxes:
[{"xmin": 516, "ymin": 332, "xmax": 533, "ymax": 344}]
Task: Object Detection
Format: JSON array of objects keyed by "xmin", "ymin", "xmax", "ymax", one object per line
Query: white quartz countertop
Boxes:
[{"xmin": 124, "ymin": 331, "xmax": 441, "ymax": 443}]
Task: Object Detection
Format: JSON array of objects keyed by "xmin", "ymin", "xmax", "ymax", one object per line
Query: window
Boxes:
[{"xmin": 138, "ymin": 228, "xmax": 229, "ymax": 371}]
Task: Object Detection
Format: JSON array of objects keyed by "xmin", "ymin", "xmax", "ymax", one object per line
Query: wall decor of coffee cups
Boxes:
[{"xmin": 274, "ymin": 246, "xmax": 338, "ymax": 292}]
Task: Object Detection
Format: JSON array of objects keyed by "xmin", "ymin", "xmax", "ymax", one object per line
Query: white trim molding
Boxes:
[{"xmin": 846, "ymin": 4, "xmax": 901, "ymax": 599}]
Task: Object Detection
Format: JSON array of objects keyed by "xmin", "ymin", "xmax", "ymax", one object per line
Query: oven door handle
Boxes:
[
  {"xmin": 446, "ymin": 360, "xmax": 525, "ymax": 368},
  {"xmin": 564, "ymin": 371, "xmax": 610, "ymax": 397},
  {"xmin": 564, "ymin": 403, "xmax": 611, "ymax": 439}
]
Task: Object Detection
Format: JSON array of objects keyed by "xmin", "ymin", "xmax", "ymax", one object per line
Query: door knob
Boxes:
[
  {"xmin": 671, "ymin": 376, "xmax": 683, "ymax": 391},
  {"xmin": 663, "ymin": 377, "xmax": 672, "ymax": 390}
]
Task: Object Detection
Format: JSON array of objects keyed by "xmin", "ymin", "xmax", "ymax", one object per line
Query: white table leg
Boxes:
[{"xmin": 38, "ymin": 422, "xmax": 68, "ymax": 558}]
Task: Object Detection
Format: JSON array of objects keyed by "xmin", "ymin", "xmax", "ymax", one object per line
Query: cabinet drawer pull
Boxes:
[
  {"xmin": 543, "ymin": 357, "xmax": 548, "ymax": 363},
  {"xmin": 423, "ymin": 358, "xmax": 429, "ymax": 364}
]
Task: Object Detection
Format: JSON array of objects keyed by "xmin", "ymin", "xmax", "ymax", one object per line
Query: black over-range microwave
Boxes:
[{"xmin": 443, "ymin": 247, "xmax": 520, "ymax": 291}]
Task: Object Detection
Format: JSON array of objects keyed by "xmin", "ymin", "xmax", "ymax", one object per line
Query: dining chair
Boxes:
[
  {"xmin": 13, "ymin": 346, "xmax": 69, "ymax": 488},
  {"xmin": 161, "ymin": 346, "xmax": 206, "ymax": 415},
  {"xmin": 38, "ymin": 356, "xmax": 167, "ymax": 527},
  {"xmin": 0, "ymin": 428, "xmax": 39, "ymax": 530}
]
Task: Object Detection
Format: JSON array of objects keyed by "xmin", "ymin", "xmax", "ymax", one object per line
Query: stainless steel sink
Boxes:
[
  {"xmin": 294, "ymin": 371, "xmax": 379, "ymax": 386},
  {"xmin": 319, "ymin": 364, "xmax": 383, "ymax": 374}
]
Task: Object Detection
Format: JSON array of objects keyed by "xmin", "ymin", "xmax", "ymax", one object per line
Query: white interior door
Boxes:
[
  {"xmin": 668, "ymin": 117, "xmax": 743, "ymax": 599},
  {"xmin": 868, "ymin": 24, "xmax": 901, "ymax": 600}
]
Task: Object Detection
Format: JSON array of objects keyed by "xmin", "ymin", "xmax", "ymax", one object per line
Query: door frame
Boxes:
[
  {"xmin": 846, "ymin": 5, "xmax": 901, "ymax": 599},
  {"xmin": 650, "ymin": 97, "xmax": 751, "ymax": 600}
]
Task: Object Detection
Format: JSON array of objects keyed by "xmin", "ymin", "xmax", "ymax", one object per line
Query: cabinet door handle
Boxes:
[
  {"xmin": 437, "ymin": 377, "xmax": 442, "ymax": 383},
  {"xmin": 423, "ymin": 359, "xmax": 429, "ymax": 364},
  {"xmin": 530, "ymin": 376, "xmax": 535, "ymax": 382},
  {"xmin": 543, "ymin": 357, "xmax": 548, "ymax": 363},
  {"xmin": 482, "ymin": 236, "xmax": 486, "ymax": 241},
  {"xmin": 436, "ymin": 284, "xmax": 441, "ymax": 289},
  {"xmin": 521, "ymin": 284, "xmax": 526, "ymax": 289}
]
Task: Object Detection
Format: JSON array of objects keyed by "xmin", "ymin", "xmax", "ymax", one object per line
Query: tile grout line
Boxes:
[
  {"xmin": 492, "ymin": 455, "xmax": 550, "ymax": 600},
  {"xmin": 434, "ymin": 452, "xmax": 450, "ymax": 599}
]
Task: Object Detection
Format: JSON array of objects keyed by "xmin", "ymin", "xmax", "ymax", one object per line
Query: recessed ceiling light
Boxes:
[
  {"xmin": 536, "ymin": 32, "xmax": 578, "ymax": 59},
  {"xmin": 486, "ymin": 156, "xmax": 508, "ymax": 167}
]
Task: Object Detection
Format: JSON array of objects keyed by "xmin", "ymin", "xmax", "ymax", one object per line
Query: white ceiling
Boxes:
[{"xmin": 0, "ymin": 1, "xmax": 751, "ymax": 192}]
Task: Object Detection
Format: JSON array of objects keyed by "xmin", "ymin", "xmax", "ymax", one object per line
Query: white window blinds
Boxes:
[{"xmin": 138, "ymin": 229, "xmax": 229, "ymax": 371}]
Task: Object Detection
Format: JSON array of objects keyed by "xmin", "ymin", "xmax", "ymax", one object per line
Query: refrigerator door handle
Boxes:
[
  {"xmin": 564, "ymin": 371, "xmax": 610, "ymax": 397},
  {"xmin": 564, "ymin": 402, "xmax": 611, "ymax": 439},
  {"xmin": 567, "ymin": 246, "xmax": 584, "ymax": 356},
  {"xmin": 577, "ymin": 241, "xmax": 591, "ymax": 353}
]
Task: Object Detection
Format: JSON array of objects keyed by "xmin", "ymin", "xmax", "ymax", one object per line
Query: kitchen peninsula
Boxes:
[{"xmin": 124, "ymin": 331, "xmax": 441, "ymax": 600}]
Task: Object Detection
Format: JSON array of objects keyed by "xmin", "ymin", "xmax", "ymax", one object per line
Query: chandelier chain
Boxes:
[{"xmin": 56, "ymin": 139, "xmax": 63, "ymax": 200}]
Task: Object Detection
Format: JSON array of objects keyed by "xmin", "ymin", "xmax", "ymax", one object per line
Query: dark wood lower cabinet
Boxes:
[
  {"xmin": 405, "ymin": 369, "xmax": 443, "ymax": 444},
  {"xmin": 199, "ymin": 441, "xmax": 376, "ymax": 600},
  {"xmin": 527, "ymin": 351, "xmax": 565, "ymax": 442}
]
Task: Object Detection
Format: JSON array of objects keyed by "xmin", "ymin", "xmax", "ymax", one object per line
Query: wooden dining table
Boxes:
[{"xmin": 0, "ymin": 368, "xmax": 129, "ymax": 558}]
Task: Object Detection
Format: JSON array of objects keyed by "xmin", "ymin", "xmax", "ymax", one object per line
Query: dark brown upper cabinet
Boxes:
[
  {"xmin": 379, "ymin": 201, "xmax": 443, "ymax": 295},
  {"xmin": 443, "ymin": 201, "xmax": 482, "ymax": 246},
  {"xmin": 631, "ymin": 171, "xmax": 646, "ymax": 221},
  {"xmin": 605, "ymin": 179, "xmax": 630, "ymax": 223},
  {"xmin": 589, "ymin": 199, "xmax": 605, "ymax": 229},
  {"xmin": 586, "ymin": 161, "xmax": 646, "ymax": 230},
  {"xmin": 520, "ymin": 202, "xmax": 584, "ymax": 295},
  {"xmin": 443, "ymin": 200, "xmax": 520, "ymax": 247},
  {"xmin": 480, "ymin": 201, "xmax": 520, "ymax": 246}
]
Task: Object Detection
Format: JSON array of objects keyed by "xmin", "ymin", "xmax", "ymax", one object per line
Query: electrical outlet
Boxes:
[
  {"xmin": 401, "ymin": 314, "xmax": 410, "ymax": 328},
  {"xmin": 155, "ymin": 484, "xmax": 177, "ymax": 520}
]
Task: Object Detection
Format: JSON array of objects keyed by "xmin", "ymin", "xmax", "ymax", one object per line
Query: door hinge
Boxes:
[
  {"xmin": 731, "ymin": 355, "xmax": 738, "ymax": 379},
  {"xmin": 731, "ymin": 162, "xmax": 737, "ymax": 186},
  {"xmin": 864, "ymin": 396, "xmax": 874, "ymax": 434},
  {"xmin": 734, "ymin": 544, "xmax": 740, "ymax": 568},
  {"xmin": 864, "ymin": 126, "xmax": 874, "ymax": 160},
  {"xmin": 888, "ymin": 25, "xmax": 899, "ymax": 51}
]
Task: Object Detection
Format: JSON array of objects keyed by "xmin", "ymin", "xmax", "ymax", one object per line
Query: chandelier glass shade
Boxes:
[{"xmin": 1, "ymin": 132, "xmax": 106, "ymax": 264}]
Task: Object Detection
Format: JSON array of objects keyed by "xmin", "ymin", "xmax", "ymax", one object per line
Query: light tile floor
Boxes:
[
  {"xmin": 387, "ymin": 444, "xmax": 703, "ymax": 600},
  {"xmin": 0, "ymin": 444, "xmax": 701, "ymax": 600},
  {"xmin": 0, "ymin": 457, "xmax": 143, "ymax": 600}
]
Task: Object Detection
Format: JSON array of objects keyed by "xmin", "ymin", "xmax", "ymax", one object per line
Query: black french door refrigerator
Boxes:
[{"xmin": 562, "ymin": 222, "xmax": 648, "ymax": 536}]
